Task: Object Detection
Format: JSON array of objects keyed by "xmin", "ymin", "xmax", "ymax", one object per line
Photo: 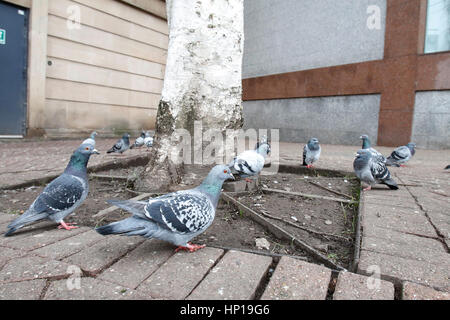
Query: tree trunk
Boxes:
[{"xmin": 136, "ymin": 0, "xmax": 244, "ymax": 191}]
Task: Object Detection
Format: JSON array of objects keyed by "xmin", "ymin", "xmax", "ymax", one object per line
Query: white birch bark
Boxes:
[{"xmin": 137, "ymin": 0, "xmax": 244, "ymax": 191}]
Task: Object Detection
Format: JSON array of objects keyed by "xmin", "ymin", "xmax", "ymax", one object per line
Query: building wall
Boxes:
[
  {"xmin": 243, "ymin": 0, "xmax": 386, "ymax": 78},
  {"xmin": 242, "ymin": 0, "xmax": 386, "ymax": 145},
  {"xmin": 412, "ymin": 90, "xmax": 450, "ymax": 149},
  {"xmin": 243, "ymin": 95, "xmax": 380, "ymax": 145},
  {"xmin": 43, "ymin": 0, "xmax": 167, "ymax": 137}
]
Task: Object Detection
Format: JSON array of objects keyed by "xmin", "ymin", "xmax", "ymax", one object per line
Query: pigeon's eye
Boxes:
[
  {"xmin": 85, "ymin": 147, "xmax": 89, "ymax": 151},
  {"xmin": 223, "ymin": 170, "xmax": 228, "ymax": 173}
]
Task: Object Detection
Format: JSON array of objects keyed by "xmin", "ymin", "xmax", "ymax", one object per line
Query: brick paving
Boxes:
[{"xmin": 0, "ymin": 139, "xmax": 448, "ymax": 299}]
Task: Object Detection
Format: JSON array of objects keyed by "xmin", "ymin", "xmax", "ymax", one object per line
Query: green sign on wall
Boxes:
[{"xmin": 0, "ymin": 29, "xmax": 5, "ymax": 45}]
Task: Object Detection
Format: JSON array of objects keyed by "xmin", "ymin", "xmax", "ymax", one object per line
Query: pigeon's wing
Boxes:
[
  {"xmin": 108, "ymin": 139, "xmax": 123, "ymax": 152},
  {"xmin": 233, "ymin": 151, "xmax": 264, "ymax": 176},
  {"xmin": 390, "ymin": 146, "xmax": 410, "ymax": 161},
  {"xmin": 143, "ymin": 191, "xmax": 214, "ymax": 234},
  {"xmin": 369, "ymin": 155, "xmax": 390, "ymax": 181},
  {"xmin": 32, "ymin": 174, "xmax": 85, "ymax": 216}
]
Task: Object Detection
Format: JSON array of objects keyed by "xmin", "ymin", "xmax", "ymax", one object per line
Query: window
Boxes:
[{"xmin": 424, "ymin": 0, "xmax": 450, "ymax": 53}]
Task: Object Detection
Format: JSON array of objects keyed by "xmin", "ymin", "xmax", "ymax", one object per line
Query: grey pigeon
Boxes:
[
  {"xmin": 228, "ymin": 143, "xmax": 270, "ymax": 180},
  {"xmin": 144, "ymin": 131, "xmax": 153, "ymax": 148},
  {"xmin": 5, "ymin": 144, "xmax": 99, "ymax": 236},
  {"xmin": 303, "ymin": 138, "xmax": 321, "ymax": 168},
  {"xmin": 107, "ymin": 133, "xmax": 130, "ymax": 154},
  {"xmin": 360, "ymin": 134, "xmax": 386, "ymax": 161},
  {"xmin": 95, "ymin": 165, "xmax": 234, "ymax": 252},
  {"xmin": 82, "ymin": 131, "xmax": 97, "ymax": 147},
  {"xmin": 386, "ymin": 143, "xmax": 416, "ymax": 167},
  {"xmin": 130, "ymin": 131, "xmax": 146, "ymax": 149},
  {"xmin": 353, "ymin": 149, "xmax": 398, "ymax": 191}
]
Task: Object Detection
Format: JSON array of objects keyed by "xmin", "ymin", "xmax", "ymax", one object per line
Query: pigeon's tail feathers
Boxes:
[
  {"xmin": 5, "ymin": 211, "xmax": 48, "ymax": 237},
  {"xmin": 95, "ymin": 217, "xmax": 148, "ymax": 237},
  {"xmin": 106, "ymin": 199, "xmax": 147, "ymax": 219},
  {"xmin": 106, "ymin": 148, "xmax": 114, "ymax": 153},
  {"xmin": 129, "ymin": 144, "xmax": 135, "ymax": 149},
  {"xmin": 383, "ymin": 178, "xmax": 399, "ymax": 190}
]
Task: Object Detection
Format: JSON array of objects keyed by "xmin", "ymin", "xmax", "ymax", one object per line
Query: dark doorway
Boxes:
[{"xmin": 0, "ymin": 1, "xmax": 29, "ymax": 136}]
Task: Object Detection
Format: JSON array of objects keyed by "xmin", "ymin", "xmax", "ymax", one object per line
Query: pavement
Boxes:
[{"xmin": 0, "ymin": 138, "xmax": 448, "ymax": 300}]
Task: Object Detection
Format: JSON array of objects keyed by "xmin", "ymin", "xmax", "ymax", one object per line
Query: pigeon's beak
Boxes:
[
  {"xmin": 92, "ymin": 149, "xmax": 100, "ymax": 155},
  {"xmin": 229, "ymin": 173, "xmax": 235, "ymax": 180}
]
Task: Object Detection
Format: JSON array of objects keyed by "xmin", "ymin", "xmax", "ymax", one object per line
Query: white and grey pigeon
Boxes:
[
  {"xmin": 303, "ymin": 138, "xmax": 321, "ymax": 168},
  {"xmin": 130, "ymin": 131, "xmax": 146, "ymax": 149},
  {"xmin": 386, "ymin": 143, "xmax": 416, "ymax": 167},
  {"xmin": 107, "ymin": 133, "xmax": 130, "ymax": 154},
  {"xmin": 82, "ymin": 131, "xmax": 97, "ymax": 147},
  {"xmin": 5, "ymin": 143, "xmax": 99, "ymax": 236},
  {"xmin": 255, "ymin": 134, "xmax": 268, "ymax": 150},
  {"xmin": 360, "ymin": 134, "xmax": 386, "ymax": 160},
  {"xmin": 95, "ymin": 165, "xmax": 234, "ymax": 252},
  {"xmin": 228, "ymin": 143, "xmax": 270, "ymax": 181},
  {"xmin": 144, "ymin": 131, "xmax": 153, "ymax": 148},
  {"xmin": 353, "ymin": 149, "xmax": 398, "ymax": 191}
]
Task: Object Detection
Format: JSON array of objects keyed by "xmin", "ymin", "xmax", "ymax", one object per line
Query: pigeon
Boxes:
[
  {"xmin": 303, "ymin": 138, "xmax": 321, "ymax": 168},
  {"xmin": 353, "ymin": 149, "xmax": 398, "ymax": 191},
  {"xmin": 5, "ymin": 144, "xmax": 99, "ymax": 236},
  {"xmin": 130, "ymin": 131, "xmax": 146, "ymax": 149},
  {"xmin": 386, "ymin": 143, "xmax": 416, "ymax": 167},
  {"xmin": 95, "ymin": 165, "xmax": 234, "ymax": 252},
  {"xmin": 144, "ymin": 131, "xmax": 153, "ymax": 148},
  {"xmin": 360, "ymin": 134, "xmax": 386, "ymax": 160},
  {"xmin": 82, "ymin": 131, "xmax": 97, "ymax": 147},
  {"xmin": 107, "ymin": 133, "xmax": 130, "ymax": 154},
  {"xmin": 228, "ymin": 143, "xmax": 270, "ymax": 181},
  {"xmin": 255, "ymin": 134, "xmax": 268, "ymax": 150}
]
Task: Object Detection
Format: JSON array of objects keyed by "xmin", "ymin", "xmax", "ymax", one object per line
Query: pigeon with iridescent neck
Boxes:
[
  {"xmin": 303, "ymin": 138, "xmax": 321, "ymax": 168},
  {"xmin": 95, "ymin": 165, "xmax": 234, "ymax": 252},
  {"xmin": 5, "ymin": 144, "xmax": 99, "ymax": 236}
]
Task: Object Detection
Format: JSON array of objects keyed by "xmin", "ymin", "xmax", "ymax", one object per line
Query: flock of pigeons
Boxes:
[{"xmin": 0, "ymin": 131, "xmax": 441, "ymax": 253}]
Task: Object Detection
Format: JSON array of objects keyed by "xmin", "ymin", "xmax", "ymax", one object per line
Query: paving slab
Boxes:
[
  {"xmin": 0, "ymin": 279, "xmax": 47, "ymax": 300},
  {"xmin": 0, "ymin": 213, "xmax": 16, "ymax": 224},
  {"xmin": 99, "ymin": 240, "xmax": 174, "ymax": 289},
  {"xmin": 5, "ymin": 227, "xmax": 88, "ymax": 251},
  {"xmin": 32, "ymin": 229, "xmax": 105, "ymax": 260},
  {"xmin": 362, "ymin": 225, "xmax": 444, "ymax": 250},
  {"xmin": 333, "ymin": 271, "xmax": 394, "ymax": 300},
  {"xmin": 361, "ymin": 235, "xmax": 446, "ymax": 262},
  {"xmin": 187, "ymin": 250, "xmax": 272, "ymax": 300},
  {"xmin": 358, "ymin": 249, "xmax": 450, "ymax": 291},
  {"xmin": 260, "ymin": 257, "xmax": 332, "ymax": 300},
  {"xmin": 361, "ymin": 203, "xmax": 438, "ymax": 238},
  {"xmin": 63, "ymin": 235, "xmax": 144, "ymax": 275},
  {"xmin": 44, "ymin": 277, "xmax": 151, "ymax": 300},
  {"xmin": 402, "ymin": 281, "xmax": 450, "ymax": 300},
  {"xmin": 138, "ymin": 247, "xmax": 224, "ymax": 300},
  {"xmin": 0, "ymin": 247, "xmax": 28, "ymax": 270},
  {"xmin": 0, "ymin": 221, "xmax": 57, "ymax": 245},
  {"xmin": 0, "ymin": 255, "xmax": 74, "ymax": 283}
]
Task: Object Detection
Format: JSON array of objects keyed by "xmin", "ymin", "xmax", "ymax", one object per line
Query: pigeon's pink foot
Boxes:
[
  {"xmin": 400, "ymin": 164, "xmax": 406, "ymax": 167},
  {"xmin": 175, "ymin": 242, "xmax": 206, "ymax": 253},
  {"xmin": 58, "ymin": 221, "xmax": 79, "ymax": 230},
  {"xmin": 307, "ymin": 164, "xmax": 313, "ymax": 169},
  {"xmin": 244, "ymin": 178, "xmax": 252, "ymax": 183},
  {"xmin": 363, "ymin": 186, "xmax": 372, "ymax": 191}
]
